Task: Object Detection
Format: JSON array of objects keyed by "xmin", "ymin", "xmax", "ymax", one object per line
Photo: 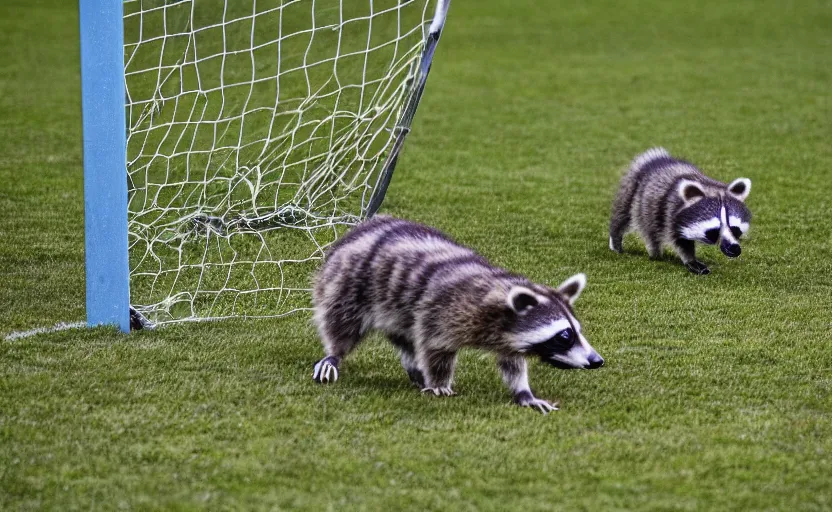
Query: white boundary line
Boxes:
[{"xmin": 5, "ymin": 322, "xmax": 87, "ymax": 341}]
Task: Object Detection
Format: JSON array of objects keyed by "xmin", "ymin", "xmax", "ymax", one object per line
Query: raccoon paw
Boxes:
[
  {"xmin": 514, "ymin": 391, "xmax": 559, "ymax": 414},
  {"xmin": 312, "ymin": 357, "xmax": 339, "ymax": 383},
  {"xmin": 685, "ymin": 261, "xmax": 710, "ymax": 275},
  {"xmin": 421, "ymin": 386, "xmax": 456, "ymax": 397}
]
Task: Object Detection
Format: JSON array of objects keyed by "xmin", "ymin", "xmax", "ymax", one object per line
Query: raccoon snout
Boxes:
[
  {"xmin": 720, "ymin": 241, "xmax": 741, "ymax": 258},
  {"xmin": 586, "ymin": 351, "xmax": 604, "ymax": 370}
]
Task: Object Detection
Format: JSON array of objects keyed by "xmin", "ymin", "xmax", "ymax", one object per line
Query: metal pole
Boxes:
[
  {"xmin": 366, "ymin": 0, "xmax": 451, "ymax": 217},
  {"xmin": 79, "ymin": 0, "xmax": 130, "ymax": 332}
]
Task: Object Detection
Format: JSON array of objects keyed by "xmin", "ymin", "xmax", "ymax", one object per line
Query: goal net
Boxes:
[{"xmin": 123, "ymin": 0, "xmax": 449, "ymax": 326}]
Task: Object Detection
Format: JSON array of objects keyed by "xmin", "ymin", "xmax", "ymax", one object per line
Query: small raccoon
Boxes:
[
  {"xmin": 609, "ymin": 148, "xmax": 752, "ymax": 274},
  {"xmin": 311, "ymin": 216, "xmax": 604, "ymax": 413}
]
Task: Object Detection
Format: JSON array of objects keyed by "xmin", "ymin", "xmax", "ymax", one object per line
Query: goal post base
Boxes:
[{"xmin": 129, "ymin": 307, "xmax": 155, "ymax": 331}]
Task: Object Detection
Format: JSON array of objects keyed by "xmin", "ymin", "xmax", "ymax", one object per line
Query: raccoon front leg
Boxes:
[
  {"xmin": 419, "ymin": 349, "xmax": 458, "ymax": 396},
  {"xmin": 497, "ymin": 355, "xmax": 558, "ymax": 414},
  {"xmin": 673, "ymin": 238, "xmax": 710, "ymax": 275},
  {"xmin": 389, "ymin": 334, "xmax": 425, "ymax": 388}
]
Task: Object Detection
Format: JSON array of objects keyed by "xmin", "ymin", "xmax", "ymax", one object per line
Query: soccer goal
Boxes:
[{"xmin": 79, "ymin": 0, "xmax": 450, "ymax": 332}]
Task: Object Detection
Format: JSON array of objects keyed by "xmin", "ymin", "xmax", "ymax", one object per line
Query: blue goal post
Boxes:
[{"xmin": 79, "ymin": 0, "xmax": 131, "ymax": 333}]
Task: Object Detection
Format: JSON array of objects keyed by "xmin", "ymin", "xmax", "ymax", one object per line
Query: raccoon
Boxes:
[
  {"xmin": 609, "ymin": 148, "xmax": 752, "ymax": 274},
  {"xmin": 311, "ymin": 216, "xmax": 604, "ymax": 413}
]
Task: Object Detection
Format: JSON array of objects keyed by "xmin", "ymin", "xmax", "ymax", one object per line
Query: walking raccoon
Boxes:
[
  {"xmin": 312, "ymin": 216, "xmax": 604, "ymax": 413},
  {"xmin": 609, "ymin": 148, "xmax": 752, "ymax": 274}
]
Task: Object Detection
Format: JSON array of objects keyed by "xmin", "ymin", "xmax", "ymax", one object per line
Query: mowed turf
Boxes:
[{"xmin": 1, "ymin": 0, "xmax": 831, "ymax": 509}]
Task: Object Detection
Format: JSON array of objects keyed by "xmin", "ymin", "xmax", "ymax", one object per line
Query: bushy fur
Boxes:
[
  {"xmin": 311, "ymin": 216, "xmax": 603, "ymax": 413},
  {"xmin": 609, "ymin": 148, "xmax": 752, "ymax": 274}
]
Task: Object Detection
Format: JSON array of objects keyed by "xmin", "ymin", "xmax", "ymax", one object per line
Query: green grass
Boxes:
[{"xmin": 2, "ymin": 0, "xmax": 832, "ymax": 509}]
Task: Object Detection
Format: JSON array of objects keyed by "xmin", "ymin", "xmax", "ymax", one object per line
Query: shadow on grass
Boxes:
[{"xmin": 337, "ymin": 369, "xmax": 418, "ymax": 396}]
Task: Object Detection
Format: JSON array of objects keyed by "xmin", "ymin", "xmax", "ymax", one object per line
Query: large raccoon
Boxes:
[
  {"xmin": 609, "ymin": 148, "xmax": 752, "ymax": 274},
  {"xmin": 311, "ymin": 216, "xmax": 604, "ymax": 413}
]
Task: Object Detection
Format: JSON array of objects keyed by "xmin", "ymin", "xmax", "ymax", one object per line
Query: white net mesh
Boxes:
[{"xmin": 123, "ymin": 0, "xmax": 446, "ymax": 325}]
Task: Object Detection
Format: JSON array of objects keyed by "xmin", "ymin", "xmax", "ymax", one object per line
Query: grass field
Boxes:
[{"xmin": 2, "ymin": 0, "xmax": 831, "ymax": 509}]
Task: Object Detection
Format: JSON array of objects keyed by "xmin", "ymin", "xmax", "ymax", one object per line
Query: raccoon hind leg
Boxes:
[
  {"xmin": 610, "ymin": 178, "xmax": 639, "ymax": 254},
  {"xmin": 645, "ymin": 236, "xmax": 663, "ymax": 260},
  {"xmin": 419, "ymin": 349, "xmax": 458, "ymax": 397},
  {"xmin": 312, "ymin": 308, "xmax": 365, "ymax": 384},
  {"xmin": 312, "ymin": 355, "xmax": 341, "ymax": 383},
  {"xmin": 389, "ymin": 334, "xmax": 425, "ymax": 388},
  {"xmin": 609, "ymin": 207, "xmax": 631, "ymax": 254}
]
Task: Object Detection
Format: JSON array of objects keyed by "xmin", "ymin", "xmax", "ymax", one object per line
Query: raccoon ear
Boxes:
[
  {"xmin": 557, "ymin": 273, "xmax": 586, "ymax": 305},
  {"xmin": 678, "ymin": 179, "xmax": 705, "ymax": 204},
  {"xmin": 506, "ymin": 286, "xmax": 539, "ymax": 313},
  {"xmin": 727, "ymin": 178, "xmax": 751, "ymax": 202}
]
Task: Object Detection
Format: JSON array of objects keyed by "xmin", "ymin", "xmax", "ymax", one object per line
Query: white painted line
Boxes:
[{"xmin": 5, "ymin": 321, "xmax": 86, "ymax": 341}]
